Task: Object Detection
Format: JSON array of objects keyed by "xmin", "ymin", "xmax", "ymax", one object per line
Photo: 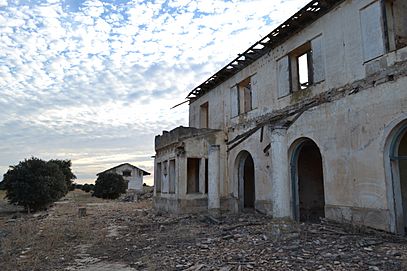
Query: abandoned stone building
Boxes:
[
  {"xmin": 97, "ymin": 163, "xmax": 150, "ymax": 192},
  {"xmin": 153, "ymin": 0, "xmax": 407, "ymax": 234}
]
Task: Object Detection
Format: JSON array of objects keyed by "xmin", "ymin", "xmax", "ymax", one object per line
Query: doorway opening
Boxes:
[
  {"xmin": 399, "ymin": 130, "xmax": 407, "ymax": 232},
  {"xmin": 388, "ymin": 122, "xmax": 407, "ymax": 234},
  {"xmin": 236, "ymin": 151, "xmax": 255, "ymax": 210},
  {"xmin": 292, "ymin": 139, "xmax": 325, "ymax": 222}
]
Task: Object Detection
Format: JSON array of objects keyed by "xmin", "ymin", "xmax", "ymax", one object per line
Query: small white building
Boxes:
[{"xmin": 97, "ymin": 163, "xmax": 150, "ymax": 192}]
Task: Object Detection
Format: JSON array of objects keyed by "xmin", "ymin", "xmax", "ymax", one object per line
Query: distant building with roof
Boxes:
[{"xmin": 97, "ymin": 163, "xmax": 150, "ymax": 192}]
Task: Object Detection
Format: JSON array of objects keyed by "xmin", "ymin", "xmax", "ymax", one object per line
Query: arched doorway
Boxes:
[
  {"xmin": 291, "ymin": 138, "xmax": 325, "ymax": 222},
  {"xmin": 236, "ymin": 151, "xmax": 255, "ymax": 210},
  {"xmin": 388, "ymin": 123, "xmax": 407, "ymax": 234}
]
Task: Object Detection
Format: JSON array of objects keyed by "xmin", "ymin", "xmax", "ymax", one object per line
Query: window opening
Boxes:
[
  {"xmin": 156, "ymin": 163, "xmax": 162, "ymax": 193},
  {"xmin": 122, "ymin": 170, "xmax": 131, "ymax": 177},
  {"xmin": 205, "ymin": 158, "xmax": 208, "ymax": 194},
  {"xmin": 169, "ymin": 159, "xmax": 176, "ymax": 194},
  {"xmin": 200, "ymin": 102, "xmax": 209, "ymax": 128},
  {"xmin": 298, "ymin": 52, "xmax": 312, "ymax": 89},
  {"xmin": 290, "ymin": 42, "xmax": 313, "ymax": 91},
  {"xmin": 239, "ymin": 77, "xmax": 252, "ymax": 113},
  {"xmin": 187, "ymin": 158, "xmax": 200, "ymax": 194}
]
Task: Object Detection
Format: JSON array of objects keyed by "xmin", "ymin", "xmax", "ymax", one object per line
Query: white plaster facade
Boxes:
[
  {"xmin": 154, "ymin": 0, "xmax": 407, "ymax": 233},
  {"xmin": 98, "ymin": 163, "xmax": 150, "ymax": 192}
]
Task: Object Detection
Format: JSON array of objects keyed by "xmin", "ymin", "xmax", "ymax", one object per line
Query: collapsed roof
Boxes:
[{"xmin": 186, "ymin": 0, "xmax": 344, "ymax": 102}]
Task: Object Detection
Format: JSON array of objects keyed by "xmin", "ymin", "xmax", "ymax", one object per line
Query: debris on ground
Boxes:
[{"xmin": 0, "ymin": 190, "xmax": 406, "ymax": 271}]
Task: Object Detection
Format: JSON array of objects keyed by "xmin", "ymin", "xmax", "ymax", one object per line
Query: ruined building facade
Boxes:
[{"xmin": 153, "ymin": 0, "xmax": 407, "ymax": 234}]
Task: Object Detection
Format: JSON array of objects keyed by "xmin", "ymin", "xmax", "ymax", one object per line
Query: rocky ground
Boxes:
[{"xmin": 0, "ymin": 189, "xmax": 407, "ymax": 271}]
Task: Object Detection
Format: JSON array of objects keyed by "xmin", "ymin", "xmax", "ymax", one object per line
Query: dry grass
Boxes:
[
  {"xmin": 1, "ymin": 216, "xmax": 94, "ymax": 271},
  {"xmin": 0, "ymin": 190, "xmax": 113, "ymax": 271},
  {"xmin": 0, "ymin": 189, "xmax": 153, "ymax": 270},
  {"xmin": 62, "ymin": 189, "xmax": 107, "ymax": 204}
]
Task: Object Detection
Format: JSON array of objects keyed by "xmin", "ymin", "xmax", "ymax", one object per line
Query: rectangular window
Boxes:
[
  {"xmin": 155, "ymin": 163, "xmax": 162, "ymax": 193},
  {"xmin": 122, "ymin": 170, "xmax": 131, "ymax": 177},
  {"xmin": 187, "ymin": 158, "xmax": 200, "ymax": 194},
  {"xmin": 298, "ymin": 53, "xmax": 311, "ymax": 89},
  {"xmin": 384, "ymin": 0, "xmax": 407, "ymax": 51},
  {"xmin": 278, "ymin": 36, "xmax": 325, "ymax": 98},
  {"xmin": 290, "ymin": 42, "xmax": 313, "ymax": 91},
  {"xmin": 239, "ymin": 77, "xmax": 252, "ymax": 113},
  {"xmin": 169, "ymin": 159, "xmax": 176, "ymax": 194},
  {"xmin": 200, "ymin": 102, "xmax": 209, "ymax": 128},
  {"xmin": 231, "ymin": 74, "xmax": 258, "ymax": 118}
]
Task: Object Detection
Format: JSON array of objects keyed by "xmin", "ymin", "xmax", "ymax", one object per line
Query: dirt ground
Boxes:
[{"xmin": 1, "ymin": 190, "xmax": 407, "ymax": 271}]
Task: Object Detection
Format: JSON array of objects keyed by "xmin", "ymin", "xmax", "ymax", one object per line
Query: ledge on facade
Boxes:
[{"xmin": 155, "ymin": 126, "xmax": 222, "ymax": 150}]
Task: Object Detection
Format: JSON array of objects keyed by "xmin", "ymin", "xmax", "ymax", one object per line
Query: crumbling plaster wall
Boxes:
[
  {"xmin": 186, "ymin": 0, "xmax": 407, "ymax": 230},
  {"xmin": 226, "ymin": 128, "xmax": 274, "ymax": 214},
  {"xmin": 189, "ymin": 0, "xmax": 388, "ymax": 130},
  {"xmin": 286, "ymin": 76, "xmax": 407, "ymax": 231},
  {"xmin": 189, "ymin": 84, "xmax": 226, "ymax": 130},
  {"xmin": 154, "ymin": 130, "xmax": 226, "ymax": 213}
]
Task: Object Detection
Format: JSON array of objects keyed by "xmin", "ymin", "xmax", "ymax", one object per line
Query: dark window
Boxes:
[
  {"xmin": 156, "ymin": 163, "xmax": 162, "ymax": 193},
  {"xmin": 200, "ymin": 102, "xmax": 209, "ymax": 128},
  {"xmin": 205, "ymin": 158, "xmax": 208, "ymax": 194},
  {"xmin": 187, "ymin": 158, "xmax": 200, "ymax": 194},
  {"xmin": 169, "ymin": 159, "xmax": 176, "ymax": 194},
  {"xmin": 122, "ymin": 170, "xmax": 131, "ymax": 177}
]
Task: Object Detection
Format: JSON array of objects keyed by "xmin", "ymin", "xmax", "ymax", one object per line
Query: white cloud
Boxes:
[{"xmin": 0, "ymin": 0, "xmax": 310, "ymax": 184}]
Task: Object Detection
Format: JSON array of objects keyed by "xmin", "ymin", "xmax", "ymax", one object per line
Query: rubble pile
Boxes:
[
  {"xmin": 90, "ymin": 211, "xmax": 407, "ymax": 271},
  {"xmin": 120, "ymin": 186, "xmax": 154, "ymax": 202},
  {"xmin": 1, "ymin": 191, "xmax": 407, "ymax": 271}
]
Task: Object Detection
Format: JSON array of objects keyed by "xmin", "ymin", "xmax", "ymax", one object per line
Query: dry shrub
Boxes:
[{"xmin": 0, "ymin": 205, "xmax": 98, "ymax": 271}]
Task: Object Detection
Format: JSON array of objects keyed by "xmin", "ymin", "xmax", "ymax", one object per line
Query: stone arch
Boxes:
[
  {"xmin": 384, "ymin": 119, "xmax": 407, "ymax": 234},
  {"xmin": 234, "ymin": 150, "xmax": 255, "ymax": 210},
  {"xmin": 290, "ymin": 138, "xmax": 325, "ymax": 222}
]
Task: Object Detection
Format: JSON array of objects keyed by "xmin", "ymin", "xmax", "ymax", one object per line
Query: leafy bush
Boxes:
[
  {"xmin": 93, "ymin": 173, "xmax": 127, "ymax": 199},
  {"xmin": 73, "ymin": 183, "xmax": 83, "ymax": 190},
  {"xmin": 0, "ymin": 181, "xmax": 5, "ymax": 190},
  {"xmin": 48, "ymin": 159, "xmax": 76, "ymax": 191},
  {"xmin": 82, "ymin": 183, "xmax": 95, "ymax": 193},
  {"xmin": 3, "ymin": 157, "xmax": 67, "ymax": 211}
]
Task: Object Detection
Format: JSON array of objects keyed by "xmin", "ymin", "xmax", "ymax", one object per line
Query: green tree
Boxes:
[
  {"xmin": 82, "ymin": 183, "xmax": 91, "ymax": 193},
  {"xmin": 93, "ymin": 173, "xmax": 127, "ymax": 199},
  {"xmin": 48, "ymin": 159, "xmax": 76, "ymax": 192},
  {"xmin": 3, "ymin": 157, "xmax": 67, "ymax": 211}
]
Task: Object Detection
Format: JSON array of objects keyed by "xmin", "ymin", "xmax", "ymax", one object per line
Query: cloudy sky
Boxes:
[{"xmin": 0, "ymin": 0, "xmax": 309, "ymax": 185}]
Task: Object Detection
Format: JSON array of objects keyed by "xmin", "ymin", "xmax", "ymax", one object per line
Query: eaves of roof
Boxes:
[
  {"xmin": 186, "ymin": 0, "xmax": 345, "ymax": 102},
  {"xmin": 97, "ymin": 163, "xmax": 151, "ymax": 176}
]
